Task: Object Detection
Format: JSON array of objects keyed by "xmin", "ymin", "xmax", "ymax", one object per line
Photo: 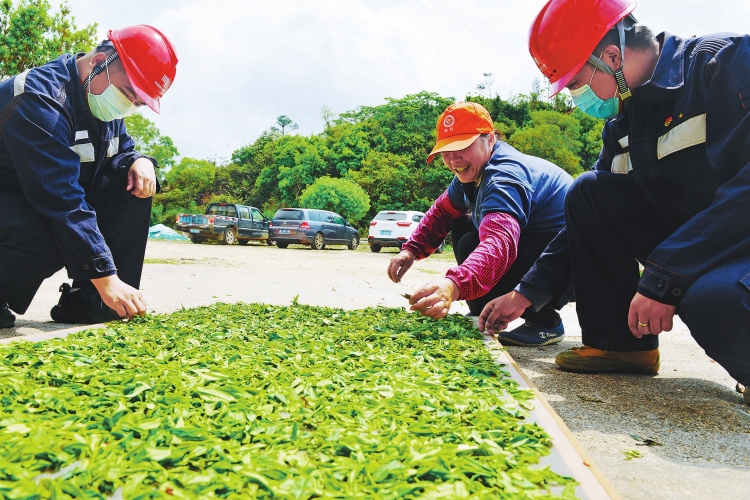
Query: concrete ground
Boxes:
[{"xmin": 4, "ymin": 239, "xmax": 749, "ymax": 499}]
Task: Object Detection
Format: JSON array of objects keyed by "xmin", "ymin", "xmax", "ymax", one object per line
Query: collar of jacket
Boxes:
[
  {"xmin": 646, "ymin": 32, "xmax": 688, "ymax": 91},
  {"xmin": 64, "ymin": 53, "xmax": 89, "ymax": 125}
]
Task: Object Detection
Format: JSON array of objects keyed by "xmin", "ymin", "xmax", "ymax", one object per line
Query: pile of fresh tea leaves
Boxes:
[{"xmin": 0, "ymin": 303, "xmax": 577, "ymax": 498}]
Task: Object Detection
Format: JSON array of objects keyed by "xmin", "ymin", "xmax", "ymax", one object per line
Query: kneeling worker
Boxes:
[
  {"xmin": 0, "ymin": 25, "xmax": 178, "ymax": 328},
  {"xmin": 387, "ymin": 102, "xmax": 573, "ymax": 346},
  {"xmin": 482, "ymin": 0, "xmax": 750, "ymax": 404}
]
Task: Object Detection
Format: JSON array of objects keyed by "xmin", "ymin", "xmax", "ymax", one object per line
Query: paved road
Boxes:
[{"xmin": 5, "ymin": 239, "xmax": 749, "ymax": 499}]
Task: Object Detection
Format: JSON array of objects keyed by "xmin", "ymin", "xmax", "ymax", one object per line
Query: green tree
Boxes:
[
  {"xmin": 508, "ymin": 124, "xmax": 582, "ymax": 176},
  {"xmin": 347, "ymin": 151, "xmax": 414, "ymax": 216},
  {"xmin": 276, "ymin": 115, "xmax": 298, "ymax": 136},
  {"xmin": 273, "ymin": 135, "xmax": 331, "ymax": 206},
  {"xmin": 0, "ymin": 0, "xmax": 97, "ymax": 79},
  {"xmin": 572, "ymin": 108, "xmax": 604, "ymax": 169},
  {"xmin": 298, "ymin": 176, "xmax": 370, "ymax": 224},
  {"xmin": 124, "ymin": 113, "xmax": 180, "ymax": 173},
  {"xmin": 165, "ymin": 158, "xmax": 216, "ymax": 204}
]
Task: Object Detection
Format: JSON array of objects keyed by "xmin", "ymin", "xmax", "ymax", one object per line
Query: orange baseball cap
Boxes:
[{"xmin": 427, "ymin": 102, "xmax": 494, "ymax": 163}]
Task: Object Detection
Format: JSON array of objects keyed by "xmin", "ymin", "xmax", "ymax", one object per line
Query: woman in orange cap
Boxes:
[{"xmin": 387, "ymin": 102, "xmax": 573, "ymax": 346}]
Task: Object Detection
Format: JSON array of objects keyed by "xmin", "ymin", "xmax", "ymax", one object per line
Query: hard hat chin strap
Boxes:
[
  {"xmin": 587, "ymin": 20, "xmax": 633, "ymax": 104},
  {"xmin": 82, "ymin": 52, "xmax": 120, "ymax": 91}
]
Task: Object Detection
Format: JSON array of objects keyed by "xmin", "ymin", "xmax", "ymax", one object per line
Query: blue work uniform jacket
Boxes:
[
  {"xmin": 520, "ymin": 32, "xmax": 750, "ymax": 308},
  {"xmin": 0, "ymin": 54, "xmax": 155, "ymax": 281},
  {"xmin": 447, "ymin": 141, "xmax": 572, "ymax": 234}
]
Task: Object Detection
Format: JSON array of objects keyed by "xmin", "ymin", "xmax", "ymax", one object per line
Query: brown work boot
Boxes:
[
  {"xmin": 555, "ymin": 346, "xmax": 659, "ymax": 374},
  {"xmin": 737, "ymin": 383, "xmax": 750, "ymax": 405}
]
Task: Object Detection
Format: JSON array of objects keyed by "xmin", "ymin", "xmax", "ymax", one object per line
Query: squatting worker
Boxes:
[
  {"xmin": 480, "ymin": 0, "xmax": 750, "ymax": 404},
  {"xmin": 387, "ymin": 102, "xmax": 573, "ymax": 346},
  {"xmin": 0, "ymin": 26, "xmax": 178, "ymax": 329}
]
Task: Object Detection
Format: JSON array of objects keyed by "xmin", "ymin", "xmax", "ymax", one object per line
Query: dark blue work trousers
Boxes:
[
  {"xmin": 567, "ymin": 171, "xmax": 750, "ymax": 385},
  {"xmin": 0, "ymin": 172, "xmax": 151, "ymax": 314}
]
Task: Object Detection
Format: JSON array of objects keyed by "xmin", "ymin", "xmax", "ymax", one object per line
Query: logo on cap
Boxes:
[{"xmin": 443, "ymin": 115, "xmax": 455, "ymax": 128}]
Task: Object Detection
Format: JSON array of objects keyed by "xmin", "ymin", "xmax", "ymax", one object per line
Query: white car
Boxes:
[{"xmin": 367, "ymin": 210, "xmax": 427, "ymax": 253}]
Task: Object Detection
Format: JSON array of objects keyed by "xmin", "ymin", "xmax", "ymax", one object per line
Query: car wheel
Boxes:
[
  {"xmin": 348, "ymin": 235, "xmax": 360, "ymax": 250},
  {"xmin": 222, "ymin": 227, "xmax": 237, "ymax": 245},
  {"xmin": 311, "ymin": 232, "xmax": 325, "ymax": 250},
  {"xmin": 370, "ymin": 244, "xmax": 381, "ymax": 253},
  {"xmin": 238, "ymin": 239, "xmax": 249, "ymax": 246},
  {"xmin": 190, "ymin": 236, "xmax": 204, "ymax": 244},
  {"xmin": 276, "ymin": 242, "xmax": 289, "ymax": 249}
]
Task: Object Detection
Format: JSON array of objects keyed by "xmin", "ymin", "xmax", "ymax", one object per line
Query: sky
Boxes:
[{"xmin": 65, "ymin": 0, "xmax": 750, "ymax": 163}]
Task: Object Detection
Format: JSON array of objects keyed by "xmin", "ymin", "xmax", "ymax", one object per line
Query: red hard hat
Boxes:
[
  {"xmin": 529, "ymin": 0, "xmax": 636, "ymax": 96},
  {"xmin": 108, "ymin": 25, "xmax": 179, "ymax": 113}
]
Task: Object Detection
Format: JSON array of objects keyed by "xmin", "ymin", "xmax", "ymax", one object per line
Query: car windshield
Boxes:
[
  {"xmin": 374, "ymin": 212, "xmax": 407, "ymax": 221},
  {"xmin": 274, "ymin": 209, "xmax": 304, "ymax": 220},
  {"xmin": 206, "ymin": 204, "xmax": 237, "ymax": 217}
]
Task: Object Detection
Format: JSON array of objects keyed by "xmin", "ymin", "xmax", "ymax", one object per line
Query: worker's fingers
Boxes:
[
  {"xmin": 387, "ymin": 260, "xmax": 399, "ymax": 283},
  {"xmin": 627, "ymin": 306, "xmax": 640, "ymax": 337},
  {"xmin": 477, "ymin": 308, "xmax": 490, "ymax": 332},
  {"xmin": 410, "ymin": 293, "xmax": 441, "ymax": 312},
  {"xmin": 132, "ymin": 173, "xmax": 145, "ymax": 197},
  {"xmin": 422, "ymin": 304, "xmax": 449, "ymax": 319},
  {"xmin": 484, "ymin": 306, "xmax": 509, "ymax": 334},
  {"xmin": 133, "ymin": 296, "xmax": 147, "ymax": 317},
  {"xmin": 126, "ymin": 169, "xmax": 135, "ymax": 191}
]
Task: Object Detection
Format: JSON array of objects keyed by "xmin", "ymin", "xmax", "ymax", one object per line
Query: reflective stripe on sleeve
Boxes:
[
  {"xmin": 70, "ymin": 143, "xmax": 95, "ymax": 162},
  {"xmin": 611, "ymin": 152, "xmax": 633, "ymax": 174},
  {"xmin": 13, "ymin": 70, "xmax": 30, "ymax": 97}
]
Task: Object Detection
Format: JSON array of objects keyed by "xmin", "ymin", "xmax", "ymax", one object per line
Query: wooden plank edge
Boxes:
[{"xmin": 483, "ymin": 333, "xmax": 622, "ymax": 500}]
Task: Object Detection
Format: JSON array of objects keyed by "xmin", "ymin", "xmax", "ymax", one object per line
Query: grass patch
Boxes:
[{"xmin": 0, "ymin": 304, "xmax": 576, "ymax": 498}]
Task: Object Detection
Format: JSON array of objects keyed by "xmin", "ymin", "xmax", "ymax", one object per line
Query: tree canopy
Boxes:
[
  {"xmin": 148, "ymin": 89, "xmax": 604, "ymax": 230},
  {"xmin": 298, "ymin": 176, "xmax": 370, "ymax": 224},
  {"xmin": 0, "ymin": 0, "xmax": 97, "ymax": 80}
]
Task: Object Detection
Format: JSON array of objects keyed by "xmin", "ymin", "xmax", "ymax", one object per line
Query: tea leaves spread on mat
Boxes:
[{"xmin": 0, "ymin": 304, "xmax": 577, "ymax": 498}]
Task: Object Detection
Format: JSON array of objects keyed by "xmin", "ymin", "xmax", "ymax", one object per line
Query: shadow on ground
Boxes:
[
  {"xmin": 505, "ymin": 338, "xmax": 750, "ymax": 469},
  {"xmin": 1, "ymin": 319, "xmax": 79, "ymax": 339}
]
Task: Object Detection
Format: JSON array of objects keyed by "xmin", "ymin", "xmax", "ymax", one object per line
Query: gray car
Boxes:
[{"xmin": 269, "ymin": 208, "xmax": 360, "ymax": 250}]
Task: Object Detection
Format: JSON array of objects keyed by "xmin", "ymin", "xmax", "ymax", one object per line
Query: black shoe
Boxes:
[
  {"xmin": 0, "ymin": 300, "xmax": 15, "ymax": 329},
  {"xmin": 50, "ymin": 283, "xmax": 121, "ymax": 324}
]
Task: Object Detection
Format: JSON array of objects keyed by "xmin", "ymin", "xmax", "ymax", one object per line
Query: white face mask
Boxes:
[{"xmin": 84, "ymin": 59, "xmax": 137, "ymax": 122}]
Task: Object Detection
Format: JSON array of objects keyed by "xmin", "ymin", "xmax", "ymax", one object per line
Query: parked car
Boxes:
[
  {"xmin": 270, "ymin": 208, "xmax": 360, "ymax": 250},
  {"xmin": 175, "ymin": 203, "xmax": 271, "ymax": 245},
  {"xmin": 367, "ymin": 210, "xmax": 425, "ymax": 252}
]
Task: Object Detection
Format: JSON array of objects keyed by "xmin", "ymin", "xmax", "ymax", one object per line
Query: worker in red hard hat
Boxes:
[
  {"xmin": 0, "ymin": 25, "xmax": 178, "ymax": 328},
  {"xmin": 480, "ymin": 0, "xmax": 750, "ymax": 404}
]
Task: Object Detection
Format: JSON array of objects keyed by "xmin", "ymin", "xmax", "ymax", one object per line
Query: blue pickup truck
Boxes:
[{"xmin": 175, "ymin": 203, "xmax": 271, "ymax": 245}]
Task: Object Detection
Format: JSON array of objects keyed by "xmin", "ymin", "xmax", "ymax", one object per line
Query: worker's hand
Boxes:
[
  {"xmin": 387, "ymin": 249, "xmax": 416, "ymax": 283},
  {"xmin": 628, "ymin": 292, "xmax": 676, "ymax": 338},
  {"xmin": 409, "ymin": 278, "xmax": 459, "ymax": 319},
  {"xmin": 91, "ymin": 275, "xmax": 147, "ymax": 319},
  {"xmin": 127, "ymin": 158, "xmax": 157, "ymax": 198},
  {"xmin": 478, "ymin": 291, "xmax": 531, "ymax": 334}
]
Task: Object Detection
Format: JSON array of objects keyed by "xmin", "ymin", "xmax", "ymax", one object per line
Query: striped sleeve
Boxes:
[
  {"xmin": 402, "ymin": 190, "xmax": 467, "ymax": 259},
  {"xmin": 445, "ymin": 212, "xmax": 520, "ymax": 300}
]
